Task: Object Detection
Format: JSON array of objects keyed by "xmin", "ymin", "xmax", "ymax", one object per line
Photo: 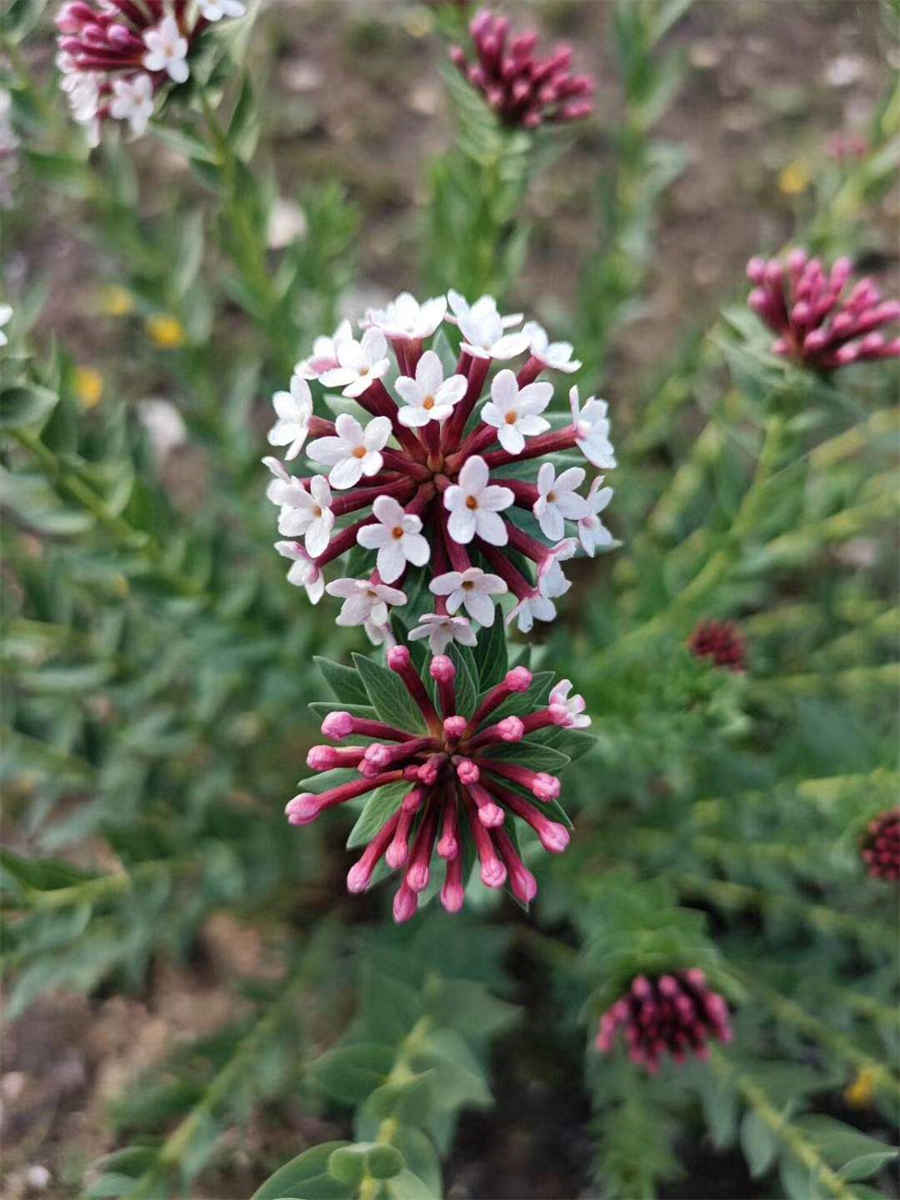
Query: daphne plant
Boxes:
[{"xmin": 265, "ymin": 289, "xmax": 616, "ymax": 647}]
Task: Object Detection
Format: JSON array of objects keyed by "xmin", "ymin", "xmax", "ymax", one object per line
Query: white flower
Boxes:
[
  {"xmin": 443, "ymin": 455, "xmax": 514, "ymax": 545},
  {"xmin": 319, "ymin": 328, "xmax": 390, "ymax": 398},
  {"xmin": 533, "ymin": 462, "xmax": 589, "ymax": 541},
  {"xmin": 570, "ymin": 386, "xmax": 616, "ymax": 469},
  {"xmin": 262, "ymin": 456, "xmax": 297, "ymax": 506},
  {"xmin": 447, "ymin": 291, "xmax": 530, "ymax": 361},
  {"xmin": 277, "ymin": 475, "xmax": 335, "ymax": 558},
  {"xmin": 61, "ymin": 69, "xmax": 101, "ymax": 143},
  {"xmin": 507, "ymin": 592, "xmax": 557, "ymax": 633},
  {"xmin": 275, "ymin": 540, "xmax": 325, "ymax": 603},
  {"xmin": 363, "ymin": 291, "xmax": 447, "ymax": 339},
  {"xmin": 364, "ymin": 620, "xmax": 396, "ymax": 648},
  {"xmin": 394, "ymin": 350, "xmax": 466, "ymax": 428},
  {"xmin": 294, "ymin": 320, "xmax": 353, "ymax": 380},
  {"xmin": 200, "ymin": 0, "xmax": 246, "ymax": 19},
  {"xmin": 267, "ymin": 375, "xmax": 313, "ymax": 461},
  {"xmin": 430, "ymin": 568, "xmax": 507, "ymax": 626},
  {"xmin": 142, "ymin": 16, "xmax": 190, "ymax": 84},
  {"xmin": 408, "ymin": 612, "xmax": 477, "ymax": 655},
  {"xmin": 549, "ymin": 680, "xmax": 590, "ymax": 728},
  {"xmin": 356, "ymin": 495, "xmax": 430, "ymax": 583},
  {"xmin": 307, "ymin": 412, "xmax": 392, "ymax": 489},
  {"xmin": 538, "ymin": 538, "xmax": 578, "ymax": 599},
  {"xmin": 326, "ymin": 578, "xmax": 407, "ymax": 627},
  {"xmin": 109, "ymin": 74, "xmax": 154, "ymax": 138},
  {"xmin": 481, "ymin": 369, "xmax": 552, "ymax": 455},
  {"xmin": 522, "ymin": 321, "xmax": 581, "ymax": 373},
  {"xmin": 578, "ymin": 476, "xmax": 616, "ymax": 556},
  {"xmin": 0, "ymin": 303, "xmax": 11, "ymax": 348}
]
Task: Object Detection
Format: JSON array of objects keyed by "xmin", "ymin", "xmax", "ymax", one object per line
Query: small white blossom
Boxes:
[
  {"xmin": 570, "ymin": 386, "xmax": 616, "ymax": 469},
  {"xmin": 319, "ymin": 328, "xmax": 390, "ymax": 398},
  {"xmin": 326, "ymin": 577, "xmax": 407, "ymax": 627},
  {"xmin": 0, "ymin": 303, "xmax": 11, "ymax": 348},
  {"xmin": 533, "ymin": 462, "xmax": 589, "ymax": 541},
  {"xmin": 307, "ymin": 412, "xmax": 392, "ymax": 489},
  {"xmin": 443, "ymin": 455, "xmax": 514, "ymax": 546},
  {"xmin": 408, "ymin": 612, "xmax": 477, "ymax": 654},
  {"xmin": 482, "ymin": 369, "xmax": 552, "ymax": 455},
  {"xmin": 275, "ymin": 540, "xmax": 325, "ymax": 603},
  {"xmin": 394, "ymin": 350, "xmax": 467, "ymax": 428},
  {"xmin": 262, "ymin": 457, "xmax": 296, "ymax": 506},
  {"xmin": 356, "ymin": 495, "xmax": 430, "ymax": 583},
  {"xmin": 430, "ymin": 568, "xmax": 507, "ymax": 627},
  {"xmin": 200, "ymin": 0, "xmax": 246, "ymax": 19},
  {"xmin": 549, "ymin": 680, "xmax": 590, "ymax": 728},
  {"xmin": 295, "ymin": 320, "xmax": 353, "ymax": 380},
  {"xmin": 538, "ymin": 538, "xmax": 578, "ymax": 599},
  {"xmin": 364, "ymin": 291, "xmax": 447, "ymax": 339},
  {"xmin": 109, "ymin": 74, "xmax": 154, "ymax": 138},
  {"xmin": 578, "ymin": 476, "xmax": 616, "ymax": 556},
  {"xmin": 267, "ymin": 376, "xmax": 313, "ymax": 461},
  {"xmin": 364, "ymin": 620, "xmax": 396, "ymax": 648},
  {"xmin": 277, "ymin": 475, "xmax": 334, "ymax": 558},
  {"xmin": 447, "ymin": 291, "xmax": 530, "ymax": 361},
  {"xmin": 142, "ymin": 16, "xmax": 190, "ymax": 84},
  {"xmin": 522, "ymin": 320, "xmax": 581, "ymax": 373},
  {"xmin": 507, "ymin": 592, "xmax": 557, "ymax": 633}
]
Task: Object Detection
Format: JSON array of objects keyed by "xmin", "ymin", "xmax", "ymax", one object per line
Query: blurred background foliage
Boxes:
[{"xmin": 1, "ymin": 1, "xmax": 899, "ymax": 1197}]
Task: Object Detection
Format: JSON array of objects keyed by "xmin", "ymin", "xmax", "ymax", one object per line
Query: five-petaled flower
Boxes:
[
  {"xmin": 430, "ymin": 568, "xmax": 507, "ymax": 626},
  {"xmin": 289, "ymin": 649, "xmax": 588, "ymax": 921},
  {"xmin": 263, "ymin": 289, "xmax": 616, "ymax": 642},
  {"xmin": 142, "ymin": 16, "xmax": 189, "ymax": 83}
]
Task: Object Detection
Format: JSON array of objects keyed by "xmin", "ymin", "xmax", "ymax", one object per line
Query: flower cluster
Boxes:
[
  {"xmin": 450, "ymin": 8, "xmax": 594, "ymax": 128},
  {"xmin": 266, "ymin": 290, "xmax": 615, "ymax": 649},
  {"xmin": 688, "ymin": 619, "xmax": 746, "ymax": 672},
  {"xmin": 290, "ymin": 649, "xmax": 587, "ymax": 921},
  {"xmin": 595, "ymin": 970, "xmax": 733, "ymax": 1073},
  {"xmin": 860, "ymin": 809, "xmax": 900, "ymax": 882},
  {"xmin": 746, "ymin": 250, "xmax": 900, "ymax": 370},
  {"xmin": 55, "ymin": 0, "xmax": 246, "ymax": 142}
]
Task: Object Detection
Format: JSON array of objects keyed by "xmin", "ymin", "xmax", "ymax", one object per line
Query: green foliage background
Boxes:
[{"xmin": 1, "ymin": 1, "xmax": 898, "ymax": 1197}]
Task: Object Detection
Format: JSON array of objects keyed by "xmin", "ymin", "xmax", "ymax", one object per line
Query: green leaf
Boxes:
[
  {"xmin": 740, "ymin": 1109, "xmax": 778, "ymax": 1179},
  {"xmin": 315, "ymin": 1043, "xmax": 395, "ymax": 1106},
  {"xmin": 480, "ymin": 740, "xmax": 571, "ymax": 773},
  {"xmin": 448, "ymin": 645, "xmax": 478, "ymax": 718},
  {"xmin": 0, "ymin": 848, "xmax": 98, "ymax": 892},
  {"xmin": 228, "ymin": 73, "xmax": 260, "ymax": 161},
  {"xmin": 365, "ymin": 1144, "xmax": 405, "ymax": 1180},
  {"xmin": 315, "ymin": 657, "xmax": 371, "ymax": 706},
  {"xmin": 353, "ymin": 654, "xmax": 426, "ymax": 733},
  {"xmin": 384, "ymin": 1168, "xmax": 438, "ymax": 1200},
  {"xmin": 252, "ymin": 1142, "xmax": 352, "ymax": 1200},
  {"xmin": 0, "ymin": 384, "xmax": 58, "ymax": 429},
  {"xmin": 793, "ymin": 1116, "xmax": 897, "ymax": 1174},
  {"xmin": 475, "ymin": 609, "xmax": 508, "ymax": 690},
  {"xmin": 347, "ymin": 782, "xmax": 410, "ymax": 850}
]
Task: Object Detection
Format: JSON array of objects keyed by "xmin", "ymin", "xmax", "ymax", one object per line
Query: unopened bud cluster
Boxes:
[
  {"xmin": 595, "ymin": 970, "xmax": 733, "ymax": 1073},
  {"xmin": 688, "ymin": 619, "xmax": 746, "ymax": 672},
  {"xmin": 450, "ymin": 8, "xmax": 594, "ymax": 128},
  {"xmin": 290, "ymin": 649, "xmax": 588, "ymax": 922},
  {"xmin": 747, "ymin": 250, "xmax": 900, "ymax": 370},
  {"xmin": 860, "ymin": 809, "xmax": 900, "ymax": 882}
]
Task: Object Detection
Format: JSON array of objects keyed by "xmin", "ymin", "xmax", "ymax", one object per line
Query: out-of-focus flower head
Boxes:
[
  {"xmin": 264, "ymin": 289, "xmax": 616, "ymax": 644},
  {"xmin": 595, "ymin": 969, "xmax": 733, "ymax": 1073},
  {"xmin": 825, "ymin": 132, "xmax": 868, "ymax": 164},
  {"xmin": 0, "ymin": 89, "xmax": 20, "ymax": 210},
  {"xmin": 290, "ymin": 648, "xmax": 590, "ymax": 921},
  {"xmin": 54, "ymin": 0, "xmax": 246, "ymax": 144},
  {"xmin": 860, "ymin": 809, "xmax": 900, "ymax": 882},
  {"xmin": 450, "ymin": 8, "xmax": 594, "ymax": 129},
  {"xmin": 746, "ymin": 250, "xmax": 900, "ymax": 370},
  {"xmin": 688, "ymin": 619, "xmax": 746, "ymax": 672}
]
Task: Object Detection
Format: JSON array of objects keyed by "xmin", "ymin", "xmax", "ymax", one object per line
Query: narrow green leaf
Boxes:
[
  {"xmin": 315, "ymin": 657, "xmax": 370, "ymax": 706},
  {"xmin": 315, "ymin": 1043, "xmax": 395, "ymax": 1105},
  {"xmin": 475, "ymin": 608, "xmax": 508, "ymax": 690},
  {"xmin": 354, "ymin": 654, "xmax": 426, "ymax": 733},
  {"xmin": 740, "ymin": 1109, "xmax": 778, "ymax": 1179},
  {"xmin": 347, "ymin": 782, "xmax": 410, "ymax": 850}
]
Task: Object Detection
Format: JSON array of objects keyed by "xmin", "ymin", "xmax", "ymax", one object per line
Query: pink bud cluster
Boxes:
[
  {"xmin": 288, "ymin": 648, "xmax": 589, "ymax": 922},
  {"xmin": 450, "ymin": 9, "xmax": 594, "ymax": 129},
  {"xmin": 861, "ymin": 809, "xmax": 900, "ymax": 882},
  {"xmin": 266, "ymin": 290, "xmax": 616, "ymax": 648},
  {"xmin": 688, "ymin": 619, "xmax": 746, "ymax": 673},
  {"xmin": 595, "ymin": 970, "xmax": 733, "ymax": 1073},
  {"xmin": 747, "ymin": 250, "xmax": 900, "ymax": 370}
]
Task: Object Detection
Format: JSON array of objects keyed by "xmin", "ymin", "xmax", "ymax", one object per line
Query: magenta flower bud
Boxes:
[
  {"xmin": 285, "ymin": 793, "xmax": 320, "ymax": 825},
  {"xmin": 450, "ymin": 44, "xmax": 466, "ymax": 67},
  {"xmin": 441, "ymin": 855, "xmax": 465, "ymax": 912},
  {"xmin": 387, "ymin": 645, "xmax": 411, "ymax": 671},
  {"xmin": 406, "ymin": 860, "xmax": 430, "ymax": 892},
  {"xmin": 385, "ymin": 838, "xmax": 408, "ymax": 871},
  {"xmin": 443, "ymin": 715, "xmax": 467, "ymax": 740},
  {"xmin": 322, "ymin": 711, "xmax": 354, "ymax": 739},
  {"xmin": 306, "ymin": 745, "xmax": 338, "ymax": 770},
  {"xmin": 496, "ymin": 716, "xmax": 525, "ymax": 741},
  {"xmin": 538, "ymin": 820, "xmax": 569, "ymax": 852},
  {"xmin": 393, "ymin": 884, "xmax": 419, "ymax": 924},
  {"xmin": 532, "ymin": 772, "xmax": 560, "ymax": 800},
  {"xmin": 456, "ymin": 758, "xmax": 480, "ymax": 784},
  {"xmin": 480, "ymin": 855, "xmax": 507, "ymax": 888},
  {"xmin": 506, "ymin": 666, "xmax": 533, "ymax": 692},
  {"xmin": 861, "ymin": 808, "xmax": 900, "ymax": 881},
  {"xmin": 363, "ymin": 743, "xmax": 392, "ymax": 769},
  {"xmin": 346, "ymin": 861, "xmax": 372, "ymax": 893},
  {"xmin": 746, "ymin": 257, "xmax": 767, "ymax": 284}
]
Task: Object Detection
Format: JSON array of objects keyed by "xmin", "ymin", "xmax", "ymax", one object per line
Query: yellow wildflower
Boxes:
[
  {"xmin": 73, "ymin": 366, "xmax": 103, "ymax": 409},
  {"xmin": 99, "ymin": 285, "xmax": 134, "ymax": 317},
  {"xmin": 146, "ymin": 313, "xmax": 186, "ymax": 349},
  {"xmin": 778, "ymin": 160, "xmax": 810, "ymax": 196}
]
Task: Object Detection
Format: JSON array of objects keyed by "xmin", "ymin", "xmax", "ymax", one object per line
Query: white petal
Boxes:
[
  {"xmin": 307, "ymin": 436, "xmax": 347, "ymax": 466},
  {"xmin": 478, "ymin": 483, "xmax": 514, "ymax": 512},
  {"xmin": 475, "ymin": 510, "xmax": 508, "ymax": 545},
  {"xmin": 329, "ymin": 456, "xmax": 364, "ymax": 489},
  {"xmin": 358, "ymin": 523, "xmax": 390, "ymax": 549},
  {"xmin": 403, "ymin": 532, "xmax": 430, "ymax": 566},
  {"xmin": 447, "ymin": 507, "xmax": 477, "ymax": 544},
  {"xmin": 377, "ymin": 540, "xmax": 407, "ymax": 583},
  {"xmin": 465, "ymin": 590, "xmax": 495, "ymax": 626}
]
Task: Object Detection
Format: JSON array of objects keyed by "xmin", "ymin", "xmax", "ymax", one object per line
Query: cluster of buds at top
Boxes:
[
  {"xmin": 747, "ymin": 250, "xmax": 900, "ymax": 370},
  {"xmin": 55, "ymin": 0, "xmax": 246, "ymax": 143},
  {"xmin": 450, "ymin": 9, "xmax": 594, "ymax": 128},
  {"xmin": 265, "ymin": 289, "xmax": 615, "ymax": 650},
  {"xmin": 688, "ymin": 619, "xmax": 746, "ymax": 673},
  {"xmin": 289, "ymin": 649, "xmax": 588, "ymax": 922},
  {"xmin": 860, "ymin": 809, "xmax": 900, "ymax": 882},
  {"xmin": 595, "ymin": 970, "xmax": 733, "ymax": 1073}
]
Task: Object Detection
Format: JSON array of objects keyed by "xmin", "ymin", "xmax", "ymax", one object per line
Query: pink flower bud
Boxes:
[
  {"xmin": 393, "ymin": 883, "xmax": 419, "ymax": 924},
  {"xmin": 506, "ymin": 666, "xmax": 533, "ymax": 692},
  {"xmin": 387, "ymin": 645, "xmax": 411, "ymax": 671},
  {"xmin": 456, "ymin": 758, "xmax": 480, "ymax": 784},
  {"xmin": 443, "ymin": 715, "xmax": 467, "ymax": 740},
  {"xmin": 532, "ymin": 772, "xmax": 561, "ymax": 801},
  {"xmin": 322, "ymin": 711, "xmax": 353, "ymax": 739},
  {"xmin": 497, "ymin": 716, "xmax": 525, "ymax": 741},
  {"xmin": 306, "ymin": 745, "xmax": 338, "ymax": 770},
  {"xmin": 285, "ymin": 793, "xmax": 320, "ymax": 825}
]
